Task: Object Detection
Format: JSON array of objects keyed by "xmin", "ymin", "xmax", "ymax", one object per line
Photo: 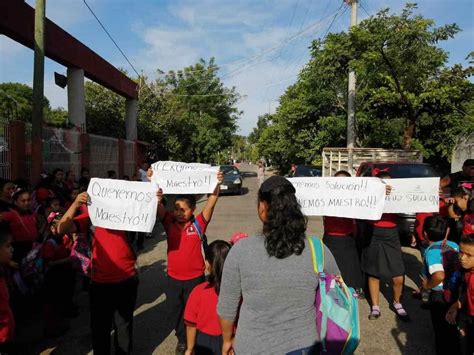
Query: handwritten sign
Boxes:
[
  {"xmin": 87, "ymin": 178, "xmax": 157, "ymax": 233},
  {"xmin": 289, "ymin": 177, "xmax": 386, "ymax": 220},
  {"xmin": 151, "ymin": 161, "xmax": 219, "ymax": 194},
  {"xmin": 383, "ymin": 177, "xmax": 440, "ymax": 213}
]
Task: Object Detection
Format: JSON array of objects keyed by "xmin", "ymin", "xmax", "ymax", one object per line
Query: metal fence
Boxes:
[
  {"xmin": 123, "ymin": 140, "xmax": 136, "ymax": 178},
  {"xmin": 89, "ymin": 134, "xmax": 119, "ymax": 178},
  {"xmin": 42, "ymin": 127, "xmax": 82, "ymax": 177},
  {"xmin": 0, "ymin": 116, "xmax": 11, "ymax": 180}
]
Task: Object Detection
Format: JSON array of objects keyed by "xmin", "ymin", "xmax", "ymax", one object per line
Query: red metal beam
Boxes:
[{"xmin": 0, "ymin": 0, "xmax": 138, "ymax": 99}]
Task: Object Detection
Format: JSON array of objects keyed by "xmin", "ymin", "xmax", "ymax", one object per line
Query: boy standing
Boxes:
[
  {"xmin": 421, "ymin": 216, "xmax": 461, "ymax": 354},
  {"xmin": 446, "ymin": 234, "xmax": 474, "ymax": 355},
  {"xmin": 155, "ymin": 171, "xmax": 223, "ymax": 355}
]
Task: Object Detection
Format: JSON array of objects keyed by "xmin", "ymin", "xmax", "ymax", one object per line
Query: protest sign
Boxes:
[
  {"xmin": 87, "ymin": 178, "xmax": 158, "ymax": 233},
  {"xmin": 151, "ymin": 161, "xmax": 219, "ymax": 194},
  {"xmin": 289, "ymin": 177, "xmax": 386, "ymax": 220},
  {"xmin": 382, "ymin": 177, "xmax": 440, "ymax": 213}
]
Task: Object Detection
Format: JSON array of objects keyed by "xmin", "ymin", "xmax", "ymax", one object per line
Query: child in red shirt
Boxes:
[
  {"xmin": 0, "ymin": 227, "xmax": 15, "ymax": 352},
  {"xmin": 0, "ymin": 190, "xmax": 40, "ymax": 263},
  {"xmin": 362, "ymin": 171, "xmax": 409, "ymax": 321},
  {"xmin": 184, "ymin": 240, "xmax": 231, "ymax": 355},
  {"xmin": 154, "ymin": 170, "xmax": 224, "ymax": 354},
  {"xmin": 446, "ymin": 234, "xmax": 474, "ymax": 355}
]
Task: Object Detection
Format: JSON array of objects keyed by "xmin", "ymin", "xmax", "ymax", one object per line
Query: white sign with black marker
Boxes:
[
  {"xmin": 151, "ymin": 161, "xmax": 219, "ymax": 194},
  {"xmin": 87, "ymin": 178, "xmax": 158, "ymax": 233},
  {"xmin": 382, "ymin": 177, "xmax": 440, "ymax": 213},
  {"xmin": 289, "ymin": 177, "xmax": 387, "ymax": 220}
]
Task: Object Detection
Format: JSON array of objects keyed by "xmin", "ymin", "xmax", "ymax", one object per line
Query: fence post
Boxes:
[
  {"xmin": 118, "ymin": 139, "xmax": 124, "ymax": 178},
  {"xmin": 80, "ymin": 132, "xmax": 90, "ymax": 172},
  {"xmin": 9, "ymin": 121, "xmax": 25, "ymax": 181}
]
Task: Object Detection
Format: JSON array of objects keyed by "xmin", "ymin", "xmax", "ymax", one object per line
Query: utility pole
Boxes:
[
  {"xmin": 32, "ymin": 0, "xmax": 45, "ymax": 183},
  {"xmin": 346, "ymin": 0, "xmax": 358, "ymax": 173}
]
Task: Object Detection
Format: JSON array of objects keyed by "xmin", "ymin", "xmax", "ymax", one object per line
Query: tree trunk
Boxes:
[{"xmin": 403, "ymin": 120, "xmax": 415, "ymax": 149}]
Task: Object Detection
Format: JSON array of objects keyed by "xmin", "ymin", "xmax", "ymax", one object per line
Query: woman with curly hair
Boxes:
[{"xmin": 217, "ymin": 176, "xmax": 339, "ymax": 355}]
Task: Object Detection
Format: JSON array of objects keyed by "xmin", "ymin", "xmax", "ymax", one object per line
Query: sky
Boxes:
[{"xmin": 0, "ymin": 0, "xmax": 473, "ymax": 135}]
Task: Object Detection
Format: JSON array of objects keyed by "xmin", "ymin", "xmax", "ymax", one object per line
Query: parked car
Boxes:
[
  {"xmin": 219, "ymin": 165, "xmax": 243, "ymax": 195},
  {"xmin": 288, "ymin": 165, "xmax": 322, "ymax": 177},
  {"xmin": 356, "ymin": 162, "xmax": 440, "ymax": 244}
]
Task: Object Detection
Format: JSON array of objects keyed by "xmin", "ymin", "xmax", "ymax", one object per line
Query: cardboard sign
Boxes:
[
  {"xmin": 87, "ymin": 178, "xmax": 158, "ymax": 233},
  {"xmin": 383, "ymin": 177, "xmax": 440, "ymax": 213},
  {"xmin": 289, "ymin": 177, "xmax": 386, "ymax": 220},
  {"xmin": 151, "ymin": 161, "xmax": 219, "ymax": 194}
]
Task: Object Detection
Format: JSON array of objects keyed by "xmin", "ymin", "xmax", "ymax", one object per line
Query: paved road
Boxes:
[{"xmin": 33, "ymin": 163, "xmax": 435, "ymax": 354}]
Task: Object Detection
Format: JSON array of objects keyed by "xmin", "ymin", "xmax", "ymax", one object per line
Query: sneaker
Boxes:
[{"xmin": 175, "ymin": 343, "xmax": 186, "ymax": 355}]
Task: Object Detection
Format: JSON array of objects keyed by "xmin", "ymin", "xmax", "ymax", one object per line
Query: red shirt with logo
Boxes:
[
  {"xmin": 2, "ymin": 210, "xmax": 39, "ymax": 242},
  {"xmin": 74, "ymin": 211, "xmax": 136, "ymax": 283},
  {"xmin": 184, "ymin": 281, "xmax": 221, "ymax": 336},
  {"xmin": 323, "ymin": 217, "xmax": 355, "ymax": 236},
  {"xmin": 163, "ymin": 212, "xmax": 207, "ymax": 280},
  {"xmin": 0, "ymin": 276, "xmax": 14, "ymax": 344}
]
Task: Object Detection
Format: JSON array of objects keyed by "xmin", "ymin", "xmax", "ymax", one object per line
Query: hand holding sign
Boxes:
[
  {"xmin": 87, "ymin": 178, "xmax": 158, "ymax": 233},
  {"xmin": 151, "ymin": 161, "xmax": 220, "ymax": 194}
]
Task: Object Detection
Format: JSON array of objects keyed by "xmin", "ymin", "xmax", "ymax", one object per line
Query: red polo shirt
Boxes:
[
  {"xmin": 163, "ymin": 212, "xmax": 207, "ymax": 280},
  {"xmin": 75, "ymin": 211, "xmax": 136, "ymax": 283},
  {"xmin": 414, "ymin": 200, "xmax": 449, "ymax": 244},
  {"xmin": 463, "ymin": 213, "xmax": 474, "ymax": 236},
  {"xmin": 465, "ymin": 271, "xmax": 474, "ymax": 317},
  {"xmin": 2, "ymin": 210, "xmax": 39, "ymax": 242},
  {"xmin": 184, "ymin": 282, "xmax": 221, "ymax": 336},
  {"xmin": 42, "ymin": 235, "xmax": 72, "ymax": 261},
  {"xmin": 323, "ymin": 217, "xmax": 355, "ymax": 236},
  {"xmin": 0, "ymin": 277, "xmax": 14, "ymax": 344}
]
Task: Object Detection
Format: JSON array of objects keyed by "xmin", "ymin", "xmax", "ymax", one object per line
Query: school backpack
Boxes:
[
  {"xmin": 308, "ymin": 236, "xmax": 360, "ymax": 355},
  {"xmin": 20, "ymin": 241, "xmax": 45, "ymax": 295},
  {"xmin": 440, "ymin": 240, "xmax": 462, "ymax": 303}
]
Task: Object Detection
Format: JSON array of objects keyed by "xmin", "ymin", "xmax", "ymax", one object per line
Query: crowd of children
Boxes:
[{"xmin": 0, "ymin": 159, "xmax": 472, "ymax": 355}]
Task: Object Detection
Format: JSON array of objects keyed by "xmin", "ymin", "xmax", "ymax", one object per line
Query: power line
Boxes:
[{"xmin": 82, "ymin": 0, "xmax": 141, "ymax": 78}]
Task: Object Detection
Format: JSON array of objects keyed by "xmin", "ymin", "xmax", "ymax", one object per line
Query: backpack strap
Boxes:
[
  {"xmin": 192, "ymin": 216, "xmax": 209, "ymax": 252},
  {"xmin": 308, "ymin": 236, "xmax": 328, "ymax": 352}
]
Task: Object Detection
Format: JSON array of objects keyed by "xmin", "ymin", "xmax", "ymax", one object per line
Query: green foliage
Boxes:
[
  {"xmin": 0, "ymin": 82, "xmax": 50, "ymax": 121},
  {"xmin": 253, "ymin": 3, "xmax": 473, "ymax": 171},
  {"xmin": 85, "ymin": 81, "xmax": 126, "ymax": 138},
  {"xmin": 137, "ymin": 58, "xmax": 241, "ymax": 162}
]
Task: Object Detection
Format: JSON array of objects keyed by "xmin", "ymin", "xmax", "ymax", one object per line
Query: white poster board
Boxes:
[
  {"xmin": 87, "ymin": 178, "xmax": 158, "ymax": 233},
  {"xmin": 151, "ymin": 161, "xmax": 219, "ymax": 194},
  {"xmin": 383, "ymin": 177, "xmax": 440, "ymax": 213},
  {"xmin": 289, "ymin": 177, "xmax": 386, "ymax": 220}
]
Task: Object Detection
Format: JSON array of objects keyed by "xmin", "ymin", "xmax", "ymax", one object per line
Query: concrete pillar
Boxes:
[
  {"xmin": 118, "ymin": 139, "xmax": 124, "ymax": 178},
  {"xmin": 67, "ymin": 67, "xmax": 86, "ymax": 130},
  {"xmin": 125, "ymin": 98, "xmax": 138, "ymax": 141}
]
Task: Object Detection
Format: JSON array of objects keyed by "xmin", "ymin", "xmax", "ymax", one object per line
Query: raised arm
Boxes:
[
  {"xmin": 202, "ymin": 171, "xmax": 224, "ymax": 223},
  {"xmin": 57, "ymin": 192, "xmax": 88, "ymax": 235},
  {"xmin": 156, "ymin": 188, "xmax": 166, "ymax": 222}
]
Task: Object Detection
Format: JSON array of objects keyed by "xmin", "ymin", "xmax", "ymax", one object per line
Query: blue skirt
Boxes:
[{"xmin": 195, "ymin": 330, "xmax": 223, "ymax": 355}]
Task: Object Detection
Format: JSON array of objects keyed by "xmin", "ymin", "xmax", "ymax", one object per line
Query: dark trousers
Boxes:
[
  {"xmin": 166, "ymin": 274, "xmax": 205, "ymax": 343},
  {"xmin": 429, "ymin": 293, "xmax": 461, "ymax": 355},
  {"xmin": 90, "ymin": 276, "xmax": 139, "ymax": 355}
]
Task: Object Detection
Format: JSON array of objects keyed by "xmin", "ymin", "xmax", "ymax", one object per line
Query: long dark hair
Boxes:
[
  {"xmin": 205, "ymin": 240, "xmax": 231, "ymax": 294},
  {"xmin": 258, "ymin": 176, "xmax": 307, "ymax": 259}
]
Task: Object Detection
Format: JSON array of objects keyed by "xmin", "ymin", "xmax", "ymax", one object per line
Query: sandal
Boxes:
[
  {"xmin": 392, "ymin": 302, "xmax": 410, "ymax": 322},
  {"xmin": 368, "ymin": 305, "xmax": 381, "ymax": 320}
]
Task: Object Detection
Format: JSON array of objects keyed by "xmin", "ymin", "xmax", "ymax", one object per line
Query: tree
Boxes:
[
  {"xmin": 85, "ymin": 81, "xmax": 126, "ymax": 138},
  {"xmin": 0, "ymin": 82, "xmax": 50, "ymax": 121},
  {"xmin": 253, "ymin": 4, "xmax": 473, "ymax": 171}
]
